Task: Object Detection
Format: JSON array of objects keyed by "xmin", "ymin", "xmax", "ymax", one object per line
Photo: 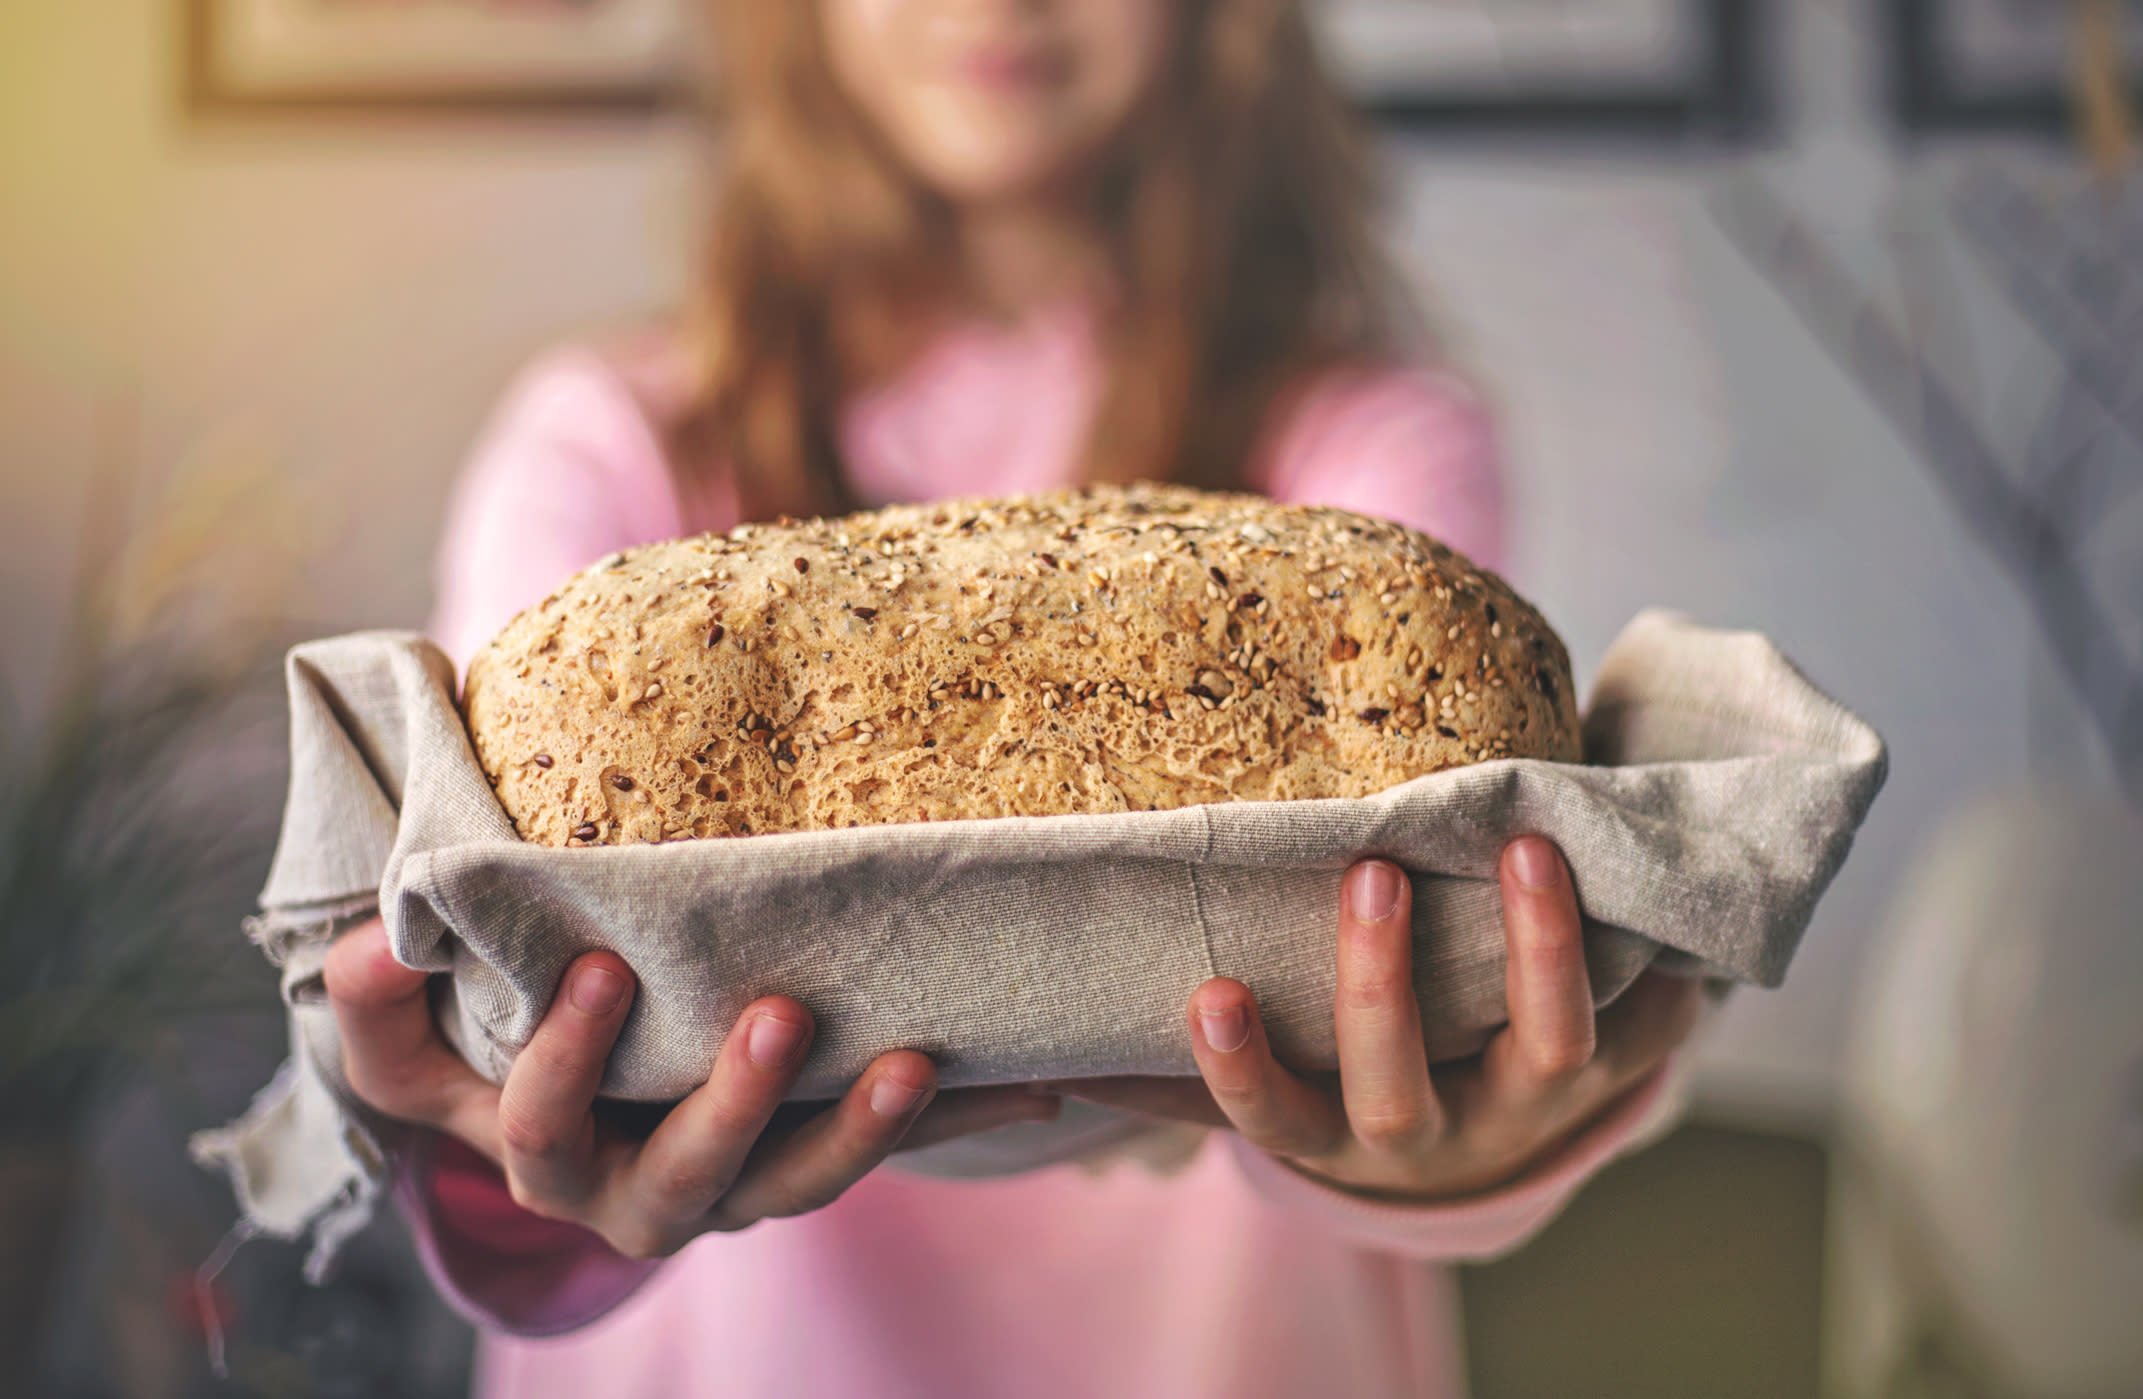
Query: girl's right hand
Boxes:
[{"xmin": 322, "ymin": 917, "xmax": 1064, "ymax": 1259}]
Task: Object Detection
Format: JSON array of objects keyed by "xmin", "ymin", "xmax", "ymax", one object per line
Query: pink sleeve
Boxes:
[
  {"xmin": 1225, "ymin": 1057, "xmax": 1688, "ymax": 1262},
  {"xmin": 1253, "ymin": 366, "xmax": 1506, "ymax": 572},
  {"xmin": 395, "ymin": 1134, "xmax": 661, "ymax": 1337},
  {"xmin": 426, "ymin": 347, "xmax": 693, "ymax": 675}
]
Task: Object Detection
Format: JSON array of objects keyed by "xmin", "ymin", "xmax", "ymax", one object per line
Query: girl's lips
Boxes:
[{"xmin": 955, "ymin": 43, "xmax": 1068, "ymax": 94}]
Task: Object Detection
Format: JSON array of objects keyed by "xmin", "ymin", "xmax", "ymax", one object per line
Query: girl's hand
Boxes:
[
  {"xmin": 1049, "ymin": 838, "xmax": 1706, "ymax": 1202},
  {"xmin": 322, "ymin": 918, "xmax": 1063, "ymax": 1259}
]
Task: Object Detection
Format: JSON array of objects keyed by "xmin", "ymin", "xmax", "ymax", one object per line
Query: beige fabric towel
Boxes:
[{"xmin": 194, "ymin": 609, "xmax": 1884, "ymax": 1275}]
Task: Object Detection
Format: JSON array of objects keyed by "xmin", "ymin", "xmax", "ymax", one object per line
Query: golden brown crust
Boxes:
[{"xmin": 461, "ymin": 484, "xmax": 1581, "ymax": 846}]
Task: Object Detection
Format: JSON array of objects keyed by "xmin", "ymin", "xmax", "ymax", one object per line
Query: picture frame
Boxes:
[
  {"xmin": 1311, "ymin": 0, "xmax": 1767, "ymax": 140},
  {"xmin": 183, "ymin": 0, "xmax": 699, "ymax": 116},
  {"xmin": 185, "ymin": 0, "xmax": 1765, "ymax": 135},
  {"xmin": 1885, "ymin": 0, "xmax": 2143, "ymax": 134}
]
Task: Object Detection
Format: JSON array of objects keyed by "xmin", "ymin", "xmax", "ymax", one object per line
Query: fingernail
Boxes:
[
  {"xmin": 1199, "ymin": 1005, "xmax": 1250, "ymax": 1054},
  {"xmin": 747, "ymin": 1013, "xmax": 808, "ymax": 1067},
  {"xmin": 870, "ymin": 1076, "xmax": 928, "ymax": 1117},
  {"xmin": 1510, "ymin": 836, "xmax": 1560, "ymax": 891},
  {"xmin": 1348, "ymin": 861, "xmax": 1402, "ymax": 922},
  {"xmin": 572, "ymin": 966, "xmax": 626, "ymax": 1015}
]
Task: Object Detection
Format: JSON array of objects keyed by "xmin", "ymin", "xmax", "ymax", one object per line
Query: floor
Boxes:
[{"xmin": 1460, "ymin": 1122, "xmax": 1830, "ymax": 1399}]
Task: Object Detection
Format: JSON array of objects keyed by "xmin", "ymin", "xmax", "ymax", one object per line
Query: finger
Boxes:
[
  {"xmin": 1332, "ymin": 860, "xmax": 1443, "ymax": 1154},
  {"xmin": 496, "ymin": 951, "xmax": 637, "ymax": 1215},
  {"xmin": 1592, "ymin": 969, "xmax": 1706, "ymax": 1086},
  {"xmin": 707, "ymin": 1049, "xmax": 947, "ymax": 1227},
  {"xmin": 1186, "ymin": 979, "xmax": 1349, "ymax": 1160},
  {"xmin": 1455, "ymin": 973, "xmax": 1704, "ymax": 1192},
  {"xmin": 1044, "ymin": 1075, "xmax": 1231, "ymax": 1129},
  {"xmin": 624, "ymin": 995, "xmax": 819, "ymax": 1230},
  {"xmin": 325, "ymin": 918, "xmax": 501, "ymax": 1151},
  {"xmin": 1490, "ymin": 836, "xmax": 1597, "ymax": 1094}
]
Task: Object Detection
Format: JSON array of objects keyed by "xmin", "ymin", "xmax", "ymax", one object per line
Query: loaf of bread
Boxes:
[{"xmin": 461, "ymin": 484, "xmax": 1580, "ymax": 845}]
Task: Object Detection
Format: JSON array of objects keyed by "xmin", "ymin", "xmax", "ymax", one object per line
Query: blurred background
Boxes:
[{"xmin": 3, "ymin": 1, "xmax": 2139, "ymax": 1395}]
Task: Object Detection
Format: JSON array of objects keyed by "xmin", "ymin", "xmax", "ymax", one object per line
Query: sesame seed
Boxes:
[
  {"xmin": 900, "ymin": 622, "xmax": 920, "ymax": 639},
  {"xmin": 854, "ymin": 732, "xmax": 873, "ymax": 745},
  {"xmin": 574, "ymin": 823, "xmax": 599, "ymax": 841},
  {"xmin": 533, "ymin": 753, "xmax": 553, "ymax": 769},
  {"xmin": 643, "ymin": 683, "xmax": 663, "ymax": 701},
  {"xmin": 610, "ymin": 774, "xmax": 634, "ymax": 791}
]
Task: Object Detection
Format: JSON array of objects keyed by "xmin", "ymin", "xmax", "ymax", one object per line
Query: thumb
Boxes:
[{"xmin": 325, "ymin": 917, "xmax": 498, "ymax": 1148}]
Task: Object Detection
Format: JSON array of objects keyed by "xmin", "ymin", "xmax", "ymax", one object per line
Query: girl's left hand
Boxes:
[{"xmin": 1049, "ymin": 836, "xmax": 1706, "ymax": 1202}]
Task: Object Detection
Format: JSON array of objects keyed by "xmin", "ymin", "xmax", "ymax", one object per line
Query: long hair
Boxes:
[{"xmin": 676, "ymin": 0, "xmax": 1408, "ymax": 522}]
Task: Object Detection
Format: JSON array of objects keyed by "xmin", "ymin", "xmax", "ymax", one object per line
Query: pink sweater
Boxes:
[{"xmin": 422, "ymin": 306, "xmax": 1677, "ymax": 1398}]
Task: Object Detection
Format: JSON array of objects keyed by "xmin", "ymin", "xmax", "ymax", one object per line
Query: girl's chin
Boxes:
[{"xmin": 911, "ymin": 145, "xmax": 1081, "ymax": 207}]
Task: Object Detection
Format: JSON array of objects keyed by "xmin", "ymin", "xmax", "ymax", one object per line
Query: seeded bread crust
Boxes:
[{"xmin": 461, "ymin": 484, "xmax": 1580, "ymax": 846}]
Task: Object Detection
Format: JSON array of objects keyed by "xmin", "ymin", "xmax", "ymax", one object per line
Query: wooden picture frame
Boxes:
[
  {"xmin": 185, "ymin": 0, "xmax": 1765, "ymax": 137},
  {"xmin": 1885, "ymin": 0, "xmax": 2143, "ymax": 134},
  {"xmin": 184, "ymin": 0, "xmax": 697, "ymax": 117},
  {"xmin": 1316, "ymin": 0, "xmax": 1768, "ymax": 140}
]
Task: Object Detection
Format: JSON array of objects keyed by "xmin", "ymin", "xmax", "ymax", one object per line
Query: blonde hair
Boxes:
[{"xmin": 677, "ymin": 0, "xmax": 1409, "ymax": 521}]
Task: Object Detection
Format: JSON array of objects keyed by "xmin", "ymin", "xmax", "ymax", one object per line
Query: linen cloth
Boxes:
[{"xmin": 195, "ymin": 605, "xmax": 1885, "ymax": 1274}]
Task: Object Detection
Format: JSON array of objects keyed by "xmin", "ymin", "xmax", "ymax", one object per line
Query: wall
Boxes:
[{"xmin": 1, "ymin": 0, "xmax": 698, "ymax": 707}]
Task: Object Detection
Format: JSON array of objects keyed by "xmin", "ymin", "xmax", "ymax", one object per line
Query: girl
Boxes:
[{"xmin": 325, "ymin": 2, "xmax": 1706, "ymax": 1394}]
